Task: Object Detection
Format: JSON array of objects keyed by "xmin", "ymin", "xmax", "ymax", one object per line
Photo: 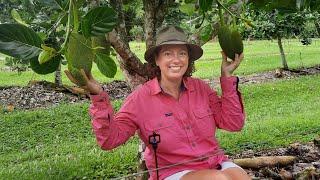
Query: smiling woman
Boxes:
[{"xmin": 65, "ymin": 25, "xmax": 249, "ymax": 180}]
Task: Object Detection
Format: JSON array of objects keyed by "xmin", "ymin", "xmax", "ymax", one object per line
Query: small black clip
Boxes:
[{"xmin": 149, "ymin": 132, "xmax": 161, "ymax": 147}]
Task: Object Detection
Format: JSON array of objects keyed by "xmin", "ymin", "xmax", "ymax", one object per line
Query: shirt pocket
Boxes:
[
  {"xmin": 144, "ymin": 116, "xmax": 184, "ymax": 152},
  {"xmin": 193, "ymin": 107, "xmax": 215, "ymax": 138}
]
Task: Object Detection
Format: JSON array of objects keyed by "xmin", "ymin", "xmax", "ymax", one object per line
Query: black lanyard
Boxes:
[{"xmin": 149, "ymin": 131, "xmax": 161, "ymax": 180}]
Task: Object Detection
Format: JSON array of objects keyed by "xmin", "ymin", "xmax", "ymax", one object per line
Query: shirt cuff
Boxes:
[
  {"xmin": 90, "ymin": 91, "xmax": 110, "ymax": 104},
  {"xmin": 220, "ymin": 76, "xmax": 239, "ymax": 94}
]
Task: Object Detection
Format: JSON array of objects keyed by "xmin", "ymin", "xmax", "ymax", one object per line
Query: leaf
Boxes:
[
  {"xmin": 53, "ymin": 0, "xmax": 69, "ymax": 11},
  {"xmin": 310, "ymin": 0, "xmax": 320, "ymax": 11},
  {"xmin": 10, "ymin": 9, "xmax": 28, "ymax": 26},
  {"xmin": 95, "ymin": 53, "xmax": 117, "ymax": 78},
  {"xmin": 81, "ymin": 6, "xmax": 118, "ymax": 38},
  {"xmin": 0, "ymin": 24, "xmax": 43, "ymax": 60},
  {"xmin": 199, "ymin": 0, "xmax": 214, "ymax": 12},
  {"xmin": 30, "ymin": 55, "xmax": 61, "ymax": 75},
  {"xmin": 180, "ymin": 3, "xmax": 195, "ymax": 16},
  {"xmin": 200, "ymin": 24, "xmax": 213, "ymax": 42},
  {"xmin": 38, "ymin": 45, "xmax": 57, "ymax": 64}
]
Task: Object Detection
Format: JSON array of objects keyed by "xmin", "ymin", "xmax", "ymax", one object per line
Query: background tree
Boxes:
[{"xmin": 248, "ymin": 0, "xmax": 320, "ymax": 70}]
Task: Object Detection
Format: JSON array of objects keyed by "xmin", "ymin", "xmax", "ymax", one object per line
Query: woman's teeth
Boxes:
[{"xmin": 169, "ymin": 66, "xmax": 181, "ymax": 70}]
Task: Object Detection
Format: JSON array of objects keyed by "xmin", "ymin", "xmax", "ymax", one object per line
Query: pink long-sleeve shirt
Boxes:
[{"xmin": 89, "ymin": 76, "xmax": 245, "ymax": 180}]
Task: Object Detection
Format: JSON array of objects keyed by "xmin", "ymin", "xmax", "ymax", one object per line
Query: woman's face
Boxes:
[{"xmin": 155, "ymin": 44, "xmax": 189, "ymax": 82}]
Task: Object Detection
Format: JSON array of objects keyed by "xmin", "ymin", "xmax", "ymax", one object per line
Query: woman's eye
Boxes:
[
  {"xmin": 180, "ymin": 52, "xmax": 187, "ymax": 56},
  {"xmin": 164, "ymin": 52, "xmax": 171, "ymax": 56}
]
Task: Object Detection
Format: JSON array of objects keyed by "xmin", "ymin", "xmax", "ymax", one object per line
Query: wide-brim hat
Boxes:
[{"xmin": 144, "ymin": 26, "xmax": 203, "ymax": 62}]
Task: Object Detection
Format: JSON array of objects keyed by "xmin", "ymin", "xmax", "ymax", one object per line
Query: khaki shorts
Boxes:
[{"xmin": 164, "ymin": 161, "xmax": 242, "ymax": 180}]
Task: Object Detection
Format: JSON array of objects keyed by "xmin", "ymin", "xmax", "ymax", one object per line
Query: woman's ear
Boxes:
[{"xmin": 154, "ymin": 56, "xmax": 159, "ymax": 66}]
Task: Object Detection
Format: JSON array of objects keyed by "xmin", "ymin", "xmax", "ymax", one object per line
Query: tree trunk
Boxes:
[
  {"xmin": 54, "ymin": 62, "xmax": 62, "ymax": 87},
  {"xmin": 277, "ymin": 36, "xmax": 289, "ymax": 70},
  {"xmin": 109, "ymin": 0, "xmax": 148, "ymax": 90},
  {"xmin": 107, "ymin": 30, "xmax": 148, "ymax": 90},
  {"xmin": 143, "ymin": 0, "xmax": 172, "ymax": 49},
  {"xmin": 314, "ymin": 20, "xmax": 320, "ymax": 36}
]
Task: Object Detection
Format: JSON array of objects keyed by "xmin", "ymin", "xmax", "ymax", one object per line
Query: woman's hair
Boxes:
[{"xmin": 146, "ymin": 45, "xmax": 195, "ymax": 80}]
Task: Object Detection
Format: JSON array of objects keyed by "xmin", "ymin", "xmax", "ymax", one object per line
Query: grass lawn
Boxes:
[
  {"xmin": 1, "ymin": 74, "xmax": 319, "ymax": 179},
  {"xmin": 0, "ymin": 39, "xmax": 319, "ymax": 86}
]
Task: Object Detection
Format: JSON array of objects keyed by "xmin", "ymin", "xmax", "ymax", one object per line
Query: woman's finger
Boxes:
[
  {"xmin": 221, "ymin": 51, "xmax": 229, "ymax": 66},
  {"xmin": 233, "ymin": 54, "xmax": 241, "ymax": 66},
  {"xmin": 80, "ymin": 69, "xmax": 90, "ymax": 83},
  {"xmin": 87, "ymin": 71, "xmax": 94, "ymax": 80},
  {"xmin": 64, "ymin": 70, "xmax": 79, "ymax": 85}
]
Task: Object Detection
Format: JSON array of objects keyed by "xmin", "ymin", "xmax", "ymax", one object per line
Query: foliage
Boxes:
[
  {"xmin": 0, "ymin": 0, "xmax": 118, "ymax": 79},
  {"xmin": 4, "ymin": 56, "xmax": 29, "ymax": 73},
  {"xmin": 129, "ymin": 25, "xmax": 144, "ymax": 41},
  {"xmin": 249, "ymin": 11, "xmax": 309, "ymax": 40}
]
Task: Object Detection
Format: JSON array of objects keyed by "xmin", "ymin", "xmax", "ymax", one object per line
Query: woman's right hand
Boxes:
[{"xmin": 64, "ymin": 69, "xmax": 103, "ymax": 95}]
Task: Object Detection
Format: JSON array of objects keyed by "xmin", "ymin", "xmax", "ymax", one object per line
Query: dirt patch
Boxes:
[
  {"xmin": 207, "ymin": 65, "xmax": 320, "ymax": 88},
  {"xmin": 0, "ymin": 80, "xmax": 131, "ymax": 111},
  {"xmin": 230, "ymin": 140, "xmax": 320, "ymax": 179}
]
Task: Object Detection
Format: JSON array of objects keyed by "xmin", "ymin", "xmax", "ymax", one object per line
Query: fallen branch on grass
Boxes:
[{"xmin": 234, "ymin": 156, "xmax": 297, "ymax": 169}]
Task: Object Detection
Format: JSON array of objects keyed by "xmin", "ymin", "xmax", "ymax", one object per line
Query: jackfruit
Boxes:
[
  {"xmin": 218, "ymin": 24, "xmax": 243, "ymax": 60},
  {"xmin": 65, "ymin": 32, "xmax": 94, "ymax": 86}
]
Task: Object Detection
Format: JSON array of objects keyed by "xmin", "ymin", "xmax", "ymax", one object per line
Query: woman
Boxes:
[{"xmin": 65, "ymin": 26, "xmax": 250, "ymax": 180}]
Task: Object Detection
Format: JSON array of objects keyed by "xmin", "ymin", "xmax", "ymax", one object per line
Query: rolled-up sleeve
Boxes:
[
  {"xmin": 208, "ymin": 76, "xmax": 245, "ymax": 131},
  {"xmin": 89, "ymin": 91, "xmax": 138, "ymax": 150}
]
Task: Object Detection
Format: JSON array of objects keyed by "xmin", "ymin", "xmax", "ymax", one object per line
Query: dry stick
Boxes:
[{"xmin": 234, "ymin": 156, "xmax": 297, "ymax": 169}]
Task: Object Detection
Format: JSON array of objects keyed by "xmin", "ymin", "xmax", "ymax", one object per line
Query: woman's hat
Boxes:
[{"xmin": 144, "ymin": 26, "xmax": 203, "ymax": 62}]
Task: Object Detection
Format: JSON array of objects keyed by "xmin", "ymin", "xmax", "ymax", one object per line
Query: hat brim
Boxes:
[{"xmin": 144, "ymin": 41, "xmax": 203, "ymax": 62}]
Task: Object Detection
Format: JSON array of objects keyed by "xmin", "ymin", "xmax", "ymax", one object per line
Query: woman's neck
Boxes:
[{"xmin": 160, "ymin": 78, "xmax": 182, "ymax": 100}]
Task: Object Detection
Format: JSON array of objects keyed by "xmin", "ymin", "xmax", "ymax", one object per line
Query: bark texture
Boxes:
[{"xmin": 277, "ymin": 36, "xmax": 289, "ymax": 70}]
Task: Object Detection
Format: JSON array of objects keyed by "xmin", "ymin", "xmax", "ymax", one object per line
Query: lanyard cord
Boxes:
[
  {"xmin": 149, "ymin": 132, "xmax": 161, "ymax": 180},
  {"xmin": 153, "ymin": 146, "xmax": 159, "ymax": 180}
]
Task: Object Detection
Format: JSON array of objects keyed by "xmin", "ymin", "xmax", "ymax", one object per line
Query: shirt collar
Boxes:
[{"xmin": 149, "ymin": 77, "xmax": 195, "ymax": 96}]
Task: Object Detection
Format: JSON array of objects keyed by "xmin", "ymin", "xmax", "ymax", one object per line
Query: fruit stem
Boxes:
[{"xmin": 58, "ymin": 0, "xmax": 73, "ymax": 54}]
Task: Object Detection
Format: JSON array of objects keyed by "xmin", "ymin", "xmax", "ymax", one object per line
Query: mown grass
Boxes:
[
  {"xmin": 1, "ymin": 74, "xmax": 319, "ymax": 179},
  {"xmin": 0, "ymin": 39, "xmax": 319, "ymax": 86}
]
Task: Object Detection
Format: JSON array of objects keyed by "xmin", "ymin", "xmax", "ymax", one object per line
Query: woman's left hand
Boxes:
[{"xmin": 221, "ymin": 52, "xmax": 244, "ymax": 77}]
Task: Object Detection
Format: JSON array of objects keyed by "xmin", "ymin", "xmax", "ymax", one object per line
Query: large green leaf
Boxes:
[
  {"xmin": 95, "ymin": 53, "xmax": 117, "ymax": 78},
  {"xmin": 0, "ymin": 24, "xmax": 42, "ymax": 60},
  {"xmin": 30, "ymin": 55, "xmax": 61, "ymax": 75},
  {"xmin": 81, "ymin": 6, "xmax": 118, "ymax": 37},
  {"xmin": 199, "ymin": 0, "xmax": 214, "ymax": 12}
]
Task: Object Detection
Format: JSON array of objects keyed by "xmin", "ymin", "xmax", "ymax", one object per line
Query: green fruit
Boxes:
[
  {"xmin": 218, "ymin": 24, "xmax": 243, "ymax": 60},
  {"xmin": 65, "ymin": 32, "xmax": 94, "ymax": 86}
]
